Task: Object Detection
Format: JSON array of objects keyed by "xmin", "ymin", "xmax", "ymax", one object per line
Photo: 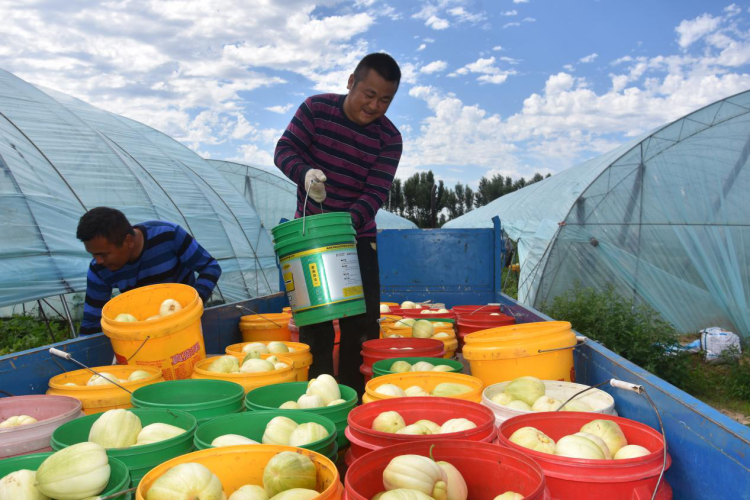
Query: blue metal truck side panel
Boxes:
[{"xmin": 490, "ymin": 295, "xmax": 750, "ymax": 500}]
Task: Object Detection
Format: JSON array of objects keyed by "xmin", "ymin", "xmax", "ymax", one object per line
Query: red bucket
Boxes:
[
  {"xmin": 452, "ymin": 304, "xmax": 502, "ymax": 316},
  {"xmin": 345, "ymin": 397, "xmax": 496, "ymax": 461},
  {"xmin": 344, "ymin": 439, "xmax": 551, "ymax": 500},
  {"xmin": 497, "ymin": 412, "xmax": 672, "ymax": 500},
  {"xmin": 359, "ymin": 338, "xmax": 444, "ymax": 383},
  {"xmin": 456, "ymin": 313, "xmax": 516, "ymax": 351}
]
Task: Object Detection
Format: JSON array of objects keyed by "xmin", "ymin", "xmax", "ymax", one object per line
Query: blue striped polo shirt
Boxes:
[{"xmin": 79, "ymin": 221, "xmax": 221, "ymax": 335}]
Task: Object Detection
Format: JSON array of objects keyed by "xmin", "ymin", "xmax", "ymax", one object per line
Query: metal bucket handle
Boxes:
[
  {"xmin": 537, "ymin": 335, "xmax": 587, "ymax": 353},
  {"xmin": 235, "ymin": 305, "xmax": 284, "ymax": 328}
]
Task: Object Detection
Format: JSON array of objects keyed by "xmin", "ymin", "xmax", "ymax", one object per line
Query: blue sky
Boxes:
[{"xmin": 2, "ymin": 0, "xmax": 749, "ymax": 188}]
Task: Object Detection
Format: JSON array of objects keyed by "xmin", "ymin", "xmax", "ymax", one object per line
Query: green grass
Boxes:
[
  {"xmin": 0, "ymin": 315, "xmax": 77, "ymax": 356},
  {"xmin": 542, "ymin": 284, "xmax": 750, "ymax": 423}
]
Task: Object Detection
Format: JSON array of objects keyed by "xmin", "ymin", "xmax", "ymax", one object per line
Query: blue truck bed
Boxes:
[{"xmin": 1, "ymin": 223, "xmax": 748, "ymax": 499}]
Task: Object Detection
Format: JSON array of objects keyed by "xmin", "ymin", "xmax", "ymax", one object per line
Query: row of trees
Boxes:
[{"xmin": 385, "ymin": 171, "xmax": 550, "ymax": 228}]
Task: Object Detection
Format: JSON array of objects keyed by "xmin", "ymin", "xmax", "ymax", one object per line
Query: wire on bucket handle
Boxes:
[
  {"xmin": 48, "ymin": 348, "xmax": 133, "ymax": 395},
  {"xmin": 302, "ymin": 178, "xmax": 326, "ymax": 236},
  {"xmin": 537, "ymin": 335, "xmax": 587, "ymax": 353},
  {"xmin": 467, "ymin": 302, "xmax": 505, "ymax": 316},
  {"xmin": 235, "ymin": 305, "xmax": 284, "ymax": 328}
]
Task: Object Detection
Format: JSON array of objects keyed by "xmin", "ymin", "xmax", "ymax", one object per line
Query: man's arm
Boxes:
[
  {"xmin": 274, "ymin": 98, "xmax": 316, "ymax": 186},
  {"xmin": 350, "ymin": 131, "xmax": 403, "ymax": 229},
  {"xmin": 80, "ymin": 266, "xmax": 113, "ymax": 335},
  {"xmin": 173, "ymin": 226, "xmax": 222, "ymax": 303}
]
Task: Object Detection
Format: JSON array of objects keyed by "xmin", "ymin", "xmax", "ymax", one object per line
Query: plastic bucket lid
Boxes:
[
  {"xmin": 132, "ymin": 379, "xmax": 245, "ymax": 423},
  {"xmin": 50, "ymin": 408, "xmax": 197, "ymax": 486},
  {"xmin": 136, "ymin": 444, "xmax": 343, "ymax": 500},
  {"xmin": 345, "ymin": 397, "xmax": 496, "ymax": 461},
  {"xmin": 245, "ymin": 381, "xmax": 357, "ymax": 450},
  {"xmin": 191, "ymin": 355, "xmax": 297, "ymax": 394},
  {"xmin": 0, "ymin": 452, "xmax": 132, "ymax": 500},
  {"xmin": 193, "ymin": 410, "xmax": 338, "ymax": 461},
  {"xmin": 498, "ymin": 412, "xmax": 672, "ymax": 500},
  {"xmin": 363, "ymin": 372, "xmax": 483, "ymax": 403},
  {"xmin": 371, "ymin": 357, "xmax": 463, "ymax": 377},
  {"xmin": 0, "ymin": 395, "xmax": 83, "ymax": 458},
  {"xmin": 344, "ymin": 439, "xmax": 549, "ymax": 500},
  {"xmin": 482, "ymin": 380, "xmax": 616, "ymax": 424}
]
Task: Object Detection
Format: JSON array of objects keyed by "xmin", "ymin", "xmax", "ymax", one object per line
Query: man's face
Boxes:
[
  {"xmin": 84, "ymin": 235, "xmax": 133, "ymax": 271},
  {"xmin": 344, "ymin": 69, "xmax": 398, "ymax": 126}
]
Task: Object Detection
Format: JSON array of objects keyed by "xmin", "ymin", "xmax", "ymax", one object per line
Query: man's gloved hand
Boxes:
[{"xmin": 305, "ymin": 169, "xmax": 327, "ymax": 203}]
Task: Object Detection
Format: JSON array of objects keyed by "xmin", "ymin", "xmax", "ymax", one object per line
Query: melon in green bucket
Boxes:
[
  {"xmin": 193, "ymin": 410, "xmax": 338, "ymax": 462},
  {"xmin": 0, "ymin": 452, "xmax": 131, "ymax": 499},
  {"xmin": 245, "ymin": 381, "xmax": 356, "ymax": 449},
  {"xmin": 272, "ymin": 212, "xmax": 366, "ymax": 327},
  {"xmin": 50, "ymin": 408, "xmax": 196, "ymax": 487},
  {"xmin": 131, "ymin": 379, "xmax": 245, "ymax": 424},
  {"xmin": 372, "ymin": 357, "xmax": 464, "ymax": 377}
]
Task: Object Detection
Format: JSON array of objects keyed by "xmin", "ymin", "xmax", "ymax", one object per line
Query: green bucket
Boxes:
[
  {"xmin": 131, "ymin": 379, "xmax": 245, "ymax": 424},
  {"xmin": 272, "ymin": 212, "xmax": 366, "ymax": 327},
  {"xmin": 372, "ymin": 357, "xmax": 465, "ymax": 378},
  {"xmin": 0, "ymin": 452, "xmax": 131, "ymax": 499},
  {"xmin": 193, "ymin": 410, "xmax": 338, "ymax": 462},
  {"xmin": 50, "ymin": 408, "xmax": 196, "ymax": 487},
  {"xmin": 245, "ymin": 381, "xmax": 357, "ymax": 449}
]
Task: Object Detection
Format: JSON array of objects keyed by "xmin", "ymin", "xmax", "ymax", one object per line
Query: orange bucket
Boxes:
[
  {"xmin": 100, "ymin": 283, "xmax": 205, "ymax": 380},
  {"xmin": 239, "ymin": 313, "xmax": 292, "ymax": 342}
]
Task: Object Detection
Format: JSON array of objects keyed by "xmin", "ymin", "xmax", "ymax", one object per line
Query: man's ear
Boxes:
[
  {"xmin": 124, "ymin": 233, "xmax": 134, "ymax": 248},
  {"xmin": 347, "ymin": 73, "xmax": 355, "ymax": 91}
]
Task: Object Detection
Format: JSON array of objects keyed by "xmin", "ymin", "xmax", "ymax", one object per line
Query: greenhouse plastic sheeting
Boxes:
[
  {"xmin": 0, "ymin": 68, "xmax": 278, "ymax": 309},
  {"xmin": 445, "ymin": 90, "xmax": 750, "ymax": 337},
  {"xmin": 210, "ymin": 159, "xmax": 419, "ymax": 236}
]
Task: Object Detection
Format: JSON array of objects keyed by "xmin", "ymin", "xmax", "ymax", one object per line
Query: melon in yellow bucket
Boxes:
[
  {"xmin": 462, "ymin": 321, "xmax": 578, "ymax": 386},
  {"xmin": 191, "ymin": 355, "xmax": 297, "ymax": 393},
  {"xmin": 225, "ymin": 341, "xmax": 312, "ymax": 381},
  {"xmin": 363, "ymin": 371, "xmax": 483, "ymax": 404},
  {"xmin": 100, "ymin": 283, "xmax": 205, "ymax": 380}
]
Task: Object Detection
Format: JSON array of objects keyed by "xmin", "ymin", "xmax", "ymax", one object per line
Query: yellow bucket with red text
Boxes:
[{"xmin": 101, "ymin": 283, "xmax": 205, "ymax": 380}]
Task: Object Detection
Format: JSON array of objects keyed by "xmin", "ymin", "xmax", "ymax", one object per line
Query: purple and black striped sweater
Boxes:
[{"xmin": 274, "ymin": 93, "xmax": 402, "ymax": 238}]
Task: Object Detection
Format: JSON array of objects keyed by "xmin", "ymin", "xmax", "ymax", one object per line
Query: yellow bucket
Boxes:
[
  {"xmin": 191, "ymin": 355, "xmax": 296, "ymax": 393},
  {"xmin": 380, "ymin": 326, "xmax": 458, "ymax": 359},
  {"xmin": 225, "ymin": 341, "xmax": 313, "ymax": 381},
  {"xmin": 239, "ymin": 313, "xmax": 293, "ymax": 342},
  {"xmin": 46, "ymin": 365, "xmax": 163, "ymax": 415},
  {"xmin": 462, "ymin": 321, "xmax": 577, "ymax": 386},
  {"xmin": 101, "ymin": 283, "xmax": 205, "ymax": 380},
  {"xmin": 136, "ymin": 444, "xmax": 343, "ymax": 500},
  {"xmin": 363, "ymin": 372, "xmax": 483, "ymax": 404}
]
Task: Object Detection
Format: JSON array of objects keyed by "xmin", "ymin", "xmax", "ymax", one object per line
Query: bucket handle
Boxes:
[
  {"xmin": 467, "ymin": 302, "xmax": 503, "ymax": 316},
  {"xmin": 301, "ymin": 178, "xmax": 326, "ymax": 236},
  {"xmin": 98, "ymin": 487, "xmax": 136, "ymax": 500},
  {"xmin": 126, "ymin": 335, "xmax": 151, "ymax": 363},
  {"xmin": 537, "ymin": 335, "xmax": 587, "ymax": 353},
  {"xmin": 49, "ymin": 348, "xmax": 133, "ymax": 395},
  {"xmin": 235, "ymin": 305, "xmax": 284, "ymax": 328}
]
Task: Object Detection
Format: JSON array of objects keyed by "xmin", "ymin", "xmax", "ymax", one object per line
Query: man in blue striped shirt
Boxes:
[{"xmin": 77, "ymin": 207, "xmax": 222, "ymax": 335}]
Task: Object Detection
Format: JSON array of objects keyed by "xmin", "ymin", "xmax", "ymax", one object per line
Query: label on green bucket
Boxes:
[{"xmin": 280, "ymin": 242, "xmax": 364, "ymax": 312}]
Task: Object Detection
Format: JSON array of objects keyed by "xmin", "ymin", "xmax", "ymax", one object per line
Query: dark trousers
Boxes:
[{"xmin": 299, "ymin": 236, "xmax": 380, "ymax": 396}]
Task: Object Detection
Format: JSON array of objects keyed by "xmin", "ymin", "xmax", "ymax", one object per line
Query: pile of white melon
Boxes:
[
  {"xmin": 60, "ymin": 369, "xmax": 152, "ymax": 388},
  {"xmin": 374, "ymin": 382, "xmax": 472, "ymax": 399},
  {"xmin": 369, "ymin": 450, "xmax": 522, "ymax": 500},
  {"xmin": 277, "ymin": 374, "xmax": 346, "ymax": 409},
  {"xmin": 206, "ymin": 342, "xmax": 295, "ymax": 374},
  {"xmin": 371, "ymin": 410, "xmax": 477, "ymax": 436},
  {"xmin": 114, "ymin": 298, "xmax": 183, "ymax": 322},
  {"xmin": 510, "ymin": 418, "xmax": 652, "ymax": 460},
  {"xmin": 88, "ymin": 409, "xmax": 186, "ymax": 448},
  {"xmin": 389, "ymin": 360, "xmax": 454, "ymax": 373},
  {"xmin": 211, "ymin": 416, "xmax": 329, "ymax": 448},
  {"xmin": 144, "ymin": 451, "xmax": 326, "ymax": 500},
  {"xmin": 386, "ymin": 319, "xmax": 452, "ymax": 341},
  {"xmin": 490, "ymin": 376, "xmax": 594, "ymax": 413},
  {"xmin": 0, "ymin": 415, "xmax": 38, "ymax": 428}
]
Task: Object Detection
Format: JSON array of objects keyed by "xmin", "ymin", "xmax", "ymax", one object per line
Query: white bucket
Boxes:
[{"xmin": 482, "ymin": 380, "xmax": 617, "ymax": 425}]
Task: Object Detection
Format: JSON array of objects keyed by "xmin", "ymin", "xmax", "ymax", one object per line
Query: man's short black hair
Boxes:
[
  {"xmin": 76, "ymin": 207, "xmax": 134, "ymax": 246},
  {"xmin": 353, "ymin": 53, "xmax": 401, "ymax": 87}
]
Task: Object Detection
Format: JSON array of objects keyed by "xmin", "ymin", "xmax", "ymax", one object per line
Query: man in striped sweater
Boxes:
[
  {"xmin": 77, "ymin": 207, "xmax": 222, "ymax": 335},
  {"xmin": 274, "ymin": 53, "xmax": 402, "ymax": 394}
]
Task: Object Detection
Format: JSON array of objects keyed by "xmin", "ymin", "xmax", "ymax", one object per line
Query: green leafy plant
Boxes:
[{"xmin": 0, "ymin": 315, "xmax": 77, "ymax": 356}]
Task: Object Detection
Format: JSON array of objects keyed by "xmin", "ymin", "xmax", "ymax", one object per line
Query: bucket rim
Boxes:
[{"xmin": 132, "ymin": 379, "xmax": 245, "ymax": 410}]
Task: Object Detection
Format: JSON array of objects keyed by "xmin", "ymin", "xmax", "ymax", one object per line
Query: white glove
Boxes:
[{"xmin": 305, "ymin": 169, "xmax": 327, "ymax": 203}]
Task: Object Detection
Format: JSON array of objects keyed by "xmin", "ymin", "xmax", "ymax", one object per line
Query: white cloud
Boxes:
[
  {"xmin": 447, "ymin": 7, "xmax": 486, "ymax": 23},
  {"xmin": 675, "ymin": 13, "xmax": 721, "ymax": 48},
  {"xmin": 424, "ymin": 38, "xmax": 436, "ymax": 43},
  {"xmin": 513, "ymin": 0, "xmax": 529, "ymax": 3},
  {"xmin": 563, "ymin": 64, "xmax": 575, "ymax": 72},
  {"xmin": 477, "ymin": 74, "xmax": 509, "ymax": 85},
  {"xmin": 265, "ymin": 104, "xmax": 294, "ymax": 114},
  {"xmin": 503, "ymin": 22, "xmax": 521, "ymax": 29},
  {"xmin": 231, "ymin": 143, "xmax": 275, "ymax": 168},
  {"xmin": 417, "ymin": 43, "xmax": 427, "ymax": 51},
  {"xmin": 501, "ymin": 10, "xmax": 517, "ymax": 16},
  {"xmin": 523, "ymin": 17, "xmax": 536, "ymax": 22},
  {"xmin": 425, "ymin": 15, "xmax": 450, "ymax": 30},
  {"xmin": 493, "ymin": 46, "xmax": 503, "ymax": 51},
  {"xmin": 579, "ymin": 53, "xmax": 598, "ymax": 64},
  {"xmin": 421, "ymin": 60, "xmax": 448, "ymax": 74}
]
